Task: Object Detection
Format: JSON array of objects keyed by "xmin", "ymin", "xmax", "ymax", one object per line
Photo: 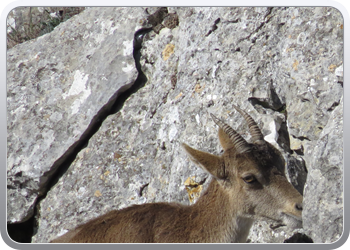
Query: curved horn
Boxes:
[
  {"xmin": 232, "ymin": 104, "xmax": 265, "ymax": 144},
  {"xmin": 210, "ymin": 113, "xmax": 250, "ymax": 153}
]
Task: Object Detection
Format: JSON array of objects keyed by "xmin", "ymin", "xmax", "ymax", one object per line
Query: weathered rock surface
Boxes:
[
  {"xmin": 303, "ymin": 97, "xmax": 343, "ymax": 243},
  {"xmin": 7, "ymin": 7, "xmax": 146, "ymax": 224},
  {"xmin": 7, "ymin": 7, "xmax": 343, "ymax": 244}
]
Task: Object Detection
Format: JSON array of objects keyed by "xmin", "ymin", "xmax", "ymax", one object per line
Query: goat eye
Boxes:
[{"xmin": 242, "ymin": 175, "xmax": 256, "ymax": 184}]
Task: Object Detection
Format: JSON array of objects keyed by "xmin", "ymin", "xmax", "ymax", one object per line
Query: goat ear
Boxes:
[
  {"xmin": 218, "ymin": 127, "xmax": 235, "ymax": 150},
  {"xmin": 182, "ymin": 143, "xmax": 225, "ymax": 179}
]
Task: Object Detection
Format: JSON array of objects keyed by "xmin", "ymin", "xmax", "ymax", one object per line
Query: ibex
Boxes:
[{"xmin": 51, "ymin": 105, "xmax": 303, "ymax": 243}]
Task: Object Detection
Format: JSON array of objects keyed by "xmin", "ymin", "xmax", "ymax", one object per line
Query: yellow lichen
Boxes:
[
  {"xmin": 184, "ymin": 176, "xmax": 203, "ymax": 204},
  {"xmin": 94, "ymin": 190, "xmax": 102, "ymax": 197},
  {"xmin": 292, "ymin": 60, "xmax": 299, "ymax": 71},
  {"xmin": 175, "ymin": 92, "xmax": 183, "ymax": 100},
  {"xmin": 328, "ymin": 64, "xmax": 337, "ymax": 72},
  {"xmin": 194, "ymin": 83, "xmax": 205, "ymax": 93},
  {"xmin": 162, "ymin": 44, "xmax": 175, "ymax": 61}
]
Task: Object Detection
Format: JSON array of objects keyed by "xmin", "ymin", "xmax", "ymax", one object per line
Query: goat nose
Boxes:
[{"xmin": 295, "ymin": 203, "xmax": 303, "ymax": 211}]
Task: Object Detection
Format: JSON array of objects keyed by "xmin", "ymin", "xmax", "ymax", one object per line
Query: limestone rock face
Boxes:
[
  {"xmin": 7, "ymin": 7, "xmax": 343, "ymax": 244},
  {"xmin": 303, "ymin": 99, "xmax": 343, "ymax": 243},
  {"xmin": 7, "ymin": 7, "xmax": 143, "ymax": 224}
]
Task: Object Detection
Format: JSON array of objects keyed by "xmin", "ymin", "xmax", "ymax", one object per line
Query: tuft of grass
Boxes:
[{"xmin": 7, "ymin": 7, "xmax": 85, "ymax": 49}]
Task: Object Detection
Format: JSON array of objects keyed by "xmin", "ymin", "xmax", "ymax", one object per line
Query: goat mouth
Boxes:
[
  {"xmin": 263, "ymin": 213, "xmax": 302, "ymax": 230},
  {"xmin": 269, "ymin": 223, "xmax": 286, "ymax": 230},
  {"xmin": 280, "ymin": 212, "xmax": 303, "ymax": 229}
]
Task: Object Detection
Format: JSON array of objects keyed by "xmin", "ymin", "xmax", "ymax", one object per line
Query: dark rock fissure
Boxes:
[
  {"xmin": 284, "ymin": 232, "xmax": 314, "ymax": 243},
  {"xmin": 276, "ymin": 121, "xmax": 292, "ymax": 154},
  {"xmin": 327, "ymin": 101, "xmax": 340, "ymax": 112},
  {"xmin": 139, "ymin": 183, "xmax": 149, "ymax": 197},
  {"xmin": 238, "ymin": 7, "xmax": 274, "ymax": 45},
  {"xmin": 292, "ymin": 135, "xmax": 311, "ymax": 142},
  {"xmin": 7, "ymin": 27, "xmax": 152, "ymax": 243},
  {"xmin": 248, "ymin": 81, "xmax": 285, "ymax": 113},
  {"xmin": 206, "ymin": 18, "xmax": 221, "ymax": 37},
  {"xmin": 7, "ymin": 216, "xmax": 34, "ymax": 243}
]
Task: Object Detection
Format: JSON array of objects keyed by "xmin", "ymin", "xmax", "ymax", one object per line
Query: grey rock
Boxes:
[
  {"xmin": 303, "ymin": 98, "xmax": 343, "ymax": 243},
  {"xmin": 7, "ymin": 7, "xmax": 146, "ymax": 223},
  {"xmin": 7, "ymin": 7, "xmax": 343, "ymax": 244}
]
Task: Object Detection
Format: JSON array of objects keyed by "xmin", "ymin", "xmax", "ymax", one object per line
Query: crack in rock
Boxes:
[
  {"xmin": 248, "ymin": 81, "xmax": 285, "ymax": 112},
  {"xmin": 206, "ymin": 18, "xmax": 221, "ymax": 37},
  {"xmin": 8, "ymin": 26, "xmax": 153, "ymax": 244},
  {"xmin": 139, "ymin": 183, "xmax": 149, "ymax": 197},
  {"xmin": 19, "ymin": 9, "xmax": 177, "ymax": 241},
  {"xmin": 284, "ymin": 233, "xmax": 314, "ymax": 243},
  {"xmin": 238, "ymin": 7, "xmax": 274, "ymax": 46}
]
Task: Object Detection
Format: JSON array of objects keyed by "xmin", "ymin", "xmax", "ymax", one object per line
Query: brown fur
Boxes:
[{"xmin": 51, "ymin": 109, "xmax": 303, "ymax": 243}]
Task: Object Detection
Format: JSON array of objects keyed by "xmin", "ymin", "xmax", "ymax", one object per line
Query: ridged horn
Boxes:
[
  {"xmin": 210, "ymin": 113, "xmax": 250, "ymax": 153},
  {"xmin": 232, "ymin": 104, "xmax": 265, "ymax": 144}
]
